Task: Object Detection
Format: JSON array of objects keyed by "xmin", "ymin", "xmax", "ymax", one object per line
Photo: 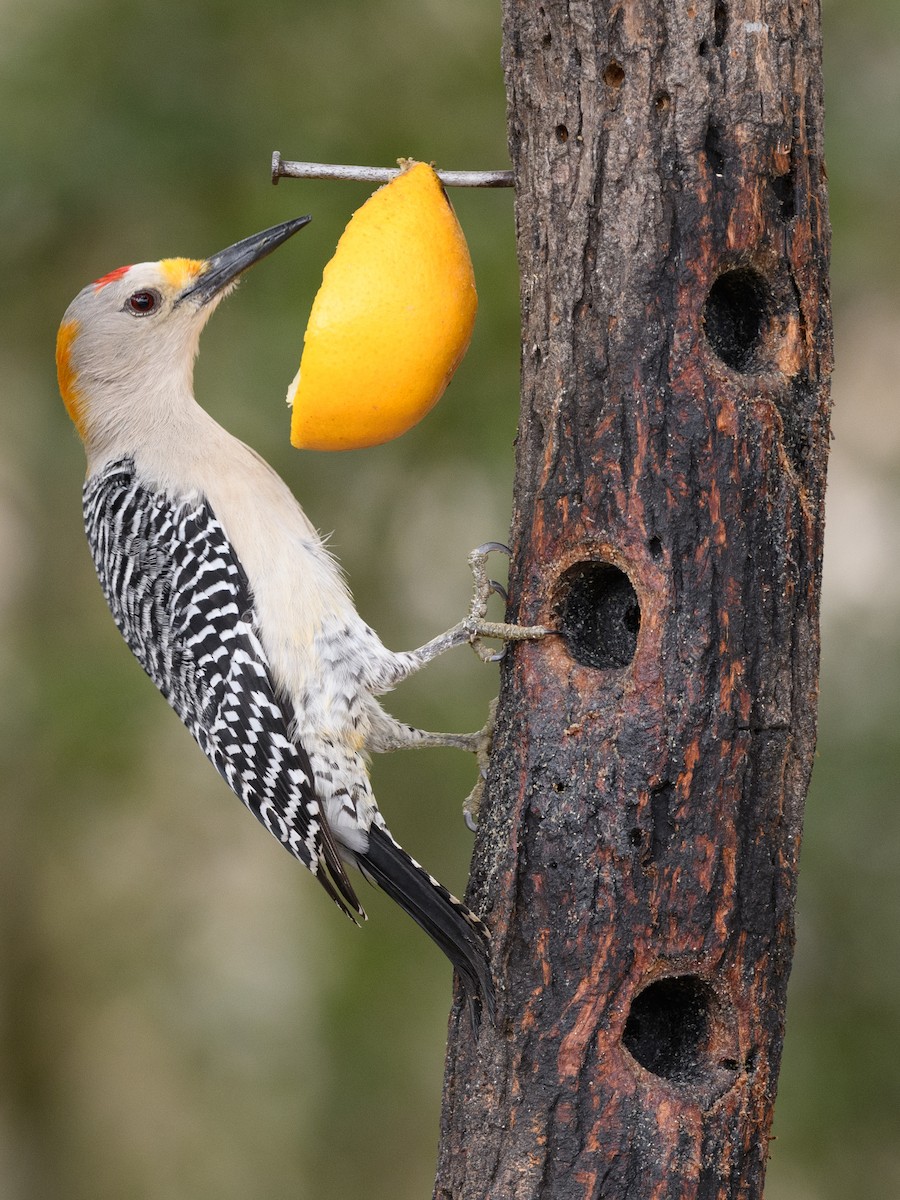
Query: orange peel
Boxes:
[{"xmin": 288, "ymin": 160, "xmax": 477, "ymax": 451}]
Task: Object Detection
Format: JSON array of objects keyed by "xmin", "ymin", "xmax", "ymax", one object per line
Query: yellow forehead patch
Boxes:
[
  {"xmin": 159, "ymin": 257, "xmax": 204, "ymax": 290},
  {"xmin": 56, "ymin": 319, "xmax": 85, "ymax": 437}
]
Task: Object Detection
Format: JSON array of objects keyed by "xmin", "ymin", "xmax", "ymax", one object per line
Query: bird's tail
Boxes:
[{"xmin": 356, "ymin": 824, "xmax": 495, "ymax": 1028}]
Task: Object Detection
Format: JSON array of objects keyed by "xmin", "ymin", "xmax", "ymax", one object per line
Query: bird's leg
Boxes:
[
  {"xmin": 402, "ymin": 542, "xmax": 552, "ymax": 670},
  {"xmin": 366, "ymin": 711, "xmax": 481, "ymax": 755},
  {"xmin": 366, "ymin": 704, "xmax": 497, "ymax": 831},
  {"xmin": 363, "ymin": 542, "xmax": 551, "ymax": 698}
]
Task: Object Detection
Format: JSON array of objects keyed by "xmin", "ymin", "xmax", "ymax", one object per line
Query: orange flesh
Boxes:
[{"xmin": 288, "ymin": 161, "xmax": 477, "ymax": 451}]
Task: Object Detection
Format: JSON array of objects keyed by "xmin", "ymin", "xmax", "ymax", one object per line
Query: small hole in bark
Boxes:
[
  {"xmin": 628, "ymin": 828, "xmax": 643, "ymax": 847},
  {"xmin": 555, "ymin": 123, "xmax": 569, "ymax": 143},
  {"xmin": 698, "ymin": 37, "xmax": 709, "ymax": 56},
  {"xmin": 771, "ymin": 170, "xmax": 795, "ymax": 221},
  {"xmin": 603, "ymin": 60, "xmax": 625, "ymax": 87},
  {"xmin": 704, "ymin": 123, "xmax": 725, "ymax": 177},
  {"xmin": 554, "ymin": 561, "xmax": 640, "ymax": 670},
  {"xmin": 647, "ymin": 536, "xmax": 663, "ymax": 559},
  {"xmin": 623, "ymin": 976, "xmax": 716, "ymax": 1083},
  {"xmin": 714, "ymin": 2, "xmax": 728, "ymax": 46},
  {"xmin": 654, "ymin": 91, "xmax": 671, "ymax": 113},
  {"xmin": 703, "ymin": 268, "xmax": 772, "ymax": 373}
]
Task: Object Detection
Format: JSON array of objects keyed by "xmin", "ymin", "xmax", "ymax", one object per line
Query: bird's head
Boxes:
[{"xmin": 57, "ymin": 216, "xmax": 310, "ymax": 453}]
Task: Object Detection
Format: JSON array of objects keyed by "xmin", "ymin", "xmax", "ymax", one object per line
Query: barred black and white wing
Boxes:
[{"xmin": 83, "ymin": 457, "xmax": 362, "ymax": 918}]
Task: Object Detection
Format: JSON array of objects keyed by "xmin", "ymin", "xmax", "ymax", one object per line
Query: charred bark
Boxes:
[{"xmin": 434, "ymin": 1, "xmax": 831, "ymax": 1198}]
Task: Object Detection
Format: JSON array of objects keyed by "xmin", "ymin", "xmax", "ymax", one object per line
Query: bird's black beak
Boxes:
[{"xmin": 180, "ymin": 215, "xmax": 312, "ymax": 305}]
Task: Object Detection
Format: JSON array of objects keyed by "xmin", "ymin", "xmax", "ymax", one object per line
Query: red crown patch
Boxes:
[{"xmin": 93, "ymin": 264, "xmax": 133, "ymax": 291}]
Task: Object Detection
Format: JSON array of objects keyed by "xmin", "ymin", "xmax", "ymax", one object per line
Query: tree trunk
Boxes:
[{"xmin": 434, "ymin": 1, "xmax": 831, "ymax": 1198}]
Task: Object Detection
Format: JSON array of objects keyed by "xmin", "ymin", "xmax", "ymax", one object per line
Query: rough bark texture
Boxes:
[{"xmin": 434, "ymin": 2, "xmax": 831, "ymax": 1198}]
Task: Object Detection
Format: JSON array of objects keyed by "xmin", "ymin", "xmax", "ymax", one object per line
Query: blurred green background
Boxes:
[{"xmin": 1, "ymin": 1, "xmax": 897, "ymax": 1197}]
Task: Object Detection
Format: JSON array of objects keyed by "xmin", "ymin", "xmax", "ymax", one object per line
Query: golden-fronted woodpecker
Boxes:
[{"xmin": 56, "ymin": 216, "xmax": 548, "ymax": 1024}]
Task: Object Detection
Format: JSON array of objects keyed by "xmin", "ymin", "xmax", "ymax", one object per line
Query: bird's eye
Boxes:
[{"xmin": 126, "ymin": 289, "xmax": 161, "ymax": 316}]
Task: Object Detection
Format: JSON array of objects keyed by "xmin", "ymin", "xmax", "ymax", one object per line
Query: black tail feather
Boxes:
[{"xmin": 357, "ymin": 825, "xmax": 495, "ymax": 1028}]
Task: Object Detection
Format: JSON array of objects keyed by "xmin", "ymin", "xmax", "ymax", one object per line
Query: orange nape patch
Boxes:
[
  {"xmin": 56, "ymin": 319, "xmax": 85, "ymax": 437},
  {"xmin": 93, "ymin": 264, "xmax": 132, "ymax": 291},
  {"xmin": 160, "ymin": 257, "xmax": 204, "ymax": 290}
]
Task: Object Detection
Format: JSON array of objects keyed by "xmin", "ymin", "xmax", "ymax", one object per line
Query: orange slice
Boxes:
[{"xmin": 288, "ymin": 160, "xmax": 477, "ymax": 450}]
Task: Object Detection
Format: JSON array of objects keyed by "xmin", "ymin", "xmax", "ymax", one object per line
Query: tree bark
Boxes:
[{"xmin": 434, "ymin": 2, "xmax": 831, "ymax": 1198}]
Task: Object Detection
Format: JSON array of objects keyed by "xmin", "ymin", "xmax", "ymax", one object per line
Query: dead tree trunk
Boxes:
[{"xmin": 434, "ymin": 2, "xmax": 831, "ymax": 1198}]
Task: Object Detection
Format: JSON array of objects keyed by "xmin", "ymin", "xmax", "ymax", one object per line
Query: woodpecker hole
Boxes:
[
  {"xmin": 623, "ymin": 976, "xmax": 733, "ymax": 1086},
  {"xmin": 555, "ymin": 123, "xmax": 569, "ymax": 143},
  {"xmin": 703, "ymin": 267, "xmax": 773, "ymax": 373},
  {"xmin": 654, "ymin": 91, "xmax": 671, "ymax": 113},
  {"xmin": 603, "ymin": 60, "xmax": 625, "ymax": 88},
  {"xmin": 554, "ymin": 561, "xmax": 640, "ymax": 670}
]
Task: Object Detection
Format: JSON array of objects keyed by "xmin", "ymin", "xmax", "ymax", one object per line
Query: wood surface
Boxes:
[{"xmin": 434, "ymin": 1, "xmax": 832, "ymax": 1197}]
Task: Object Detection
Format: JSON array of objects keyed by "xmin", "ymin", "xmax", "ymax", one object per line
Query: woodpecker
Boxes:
[{"xmin": 56, "ymin": 216, "xmax": 547, "ymax": 1025}]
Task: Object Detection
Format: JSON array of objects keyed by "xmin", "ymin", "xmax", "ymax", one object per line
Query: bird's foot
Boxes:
[
  {"xmin": 465, "ymin": 542, "xmax": 552, "ymax": 663},
  {"xmin": 462, "ymin": 698, "xmax": 497, "ymax": 830}
]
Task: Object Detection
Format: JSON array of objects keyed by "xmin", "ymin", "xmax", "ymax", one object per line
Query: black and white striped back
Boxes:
[{"xmin": 83, "ymin": 457, "xmax": 361, "ymax": 916}]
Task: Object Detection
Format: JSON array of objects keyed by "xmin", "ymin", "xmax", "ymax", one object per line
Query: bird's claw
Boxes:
[
  {"xmin": 467, "ymin": 543, "xmax": 509, "ymax": 623},
  {"xmin": 488, "ymin": 580, "xmax": 508, "ymax": 604},
  {"xmin": 462, "ymin": 701, "xmax": 497, "ymax": 829},
  {"xmin": 463, "ymin": 777, "xmax": 484, "ymax": 832},
  {"xmin": 464, "ymin": 544, "xmax": 552, "ymax": 661}
]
